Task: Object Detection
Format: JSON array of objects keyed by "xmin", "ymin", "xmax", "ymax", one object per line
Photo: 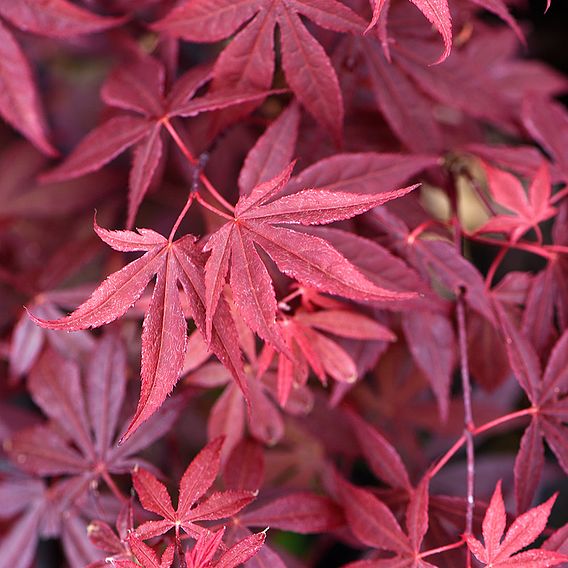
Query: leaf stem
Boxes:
[
  {"xmin": 169, "ymin": 193, "xmax": 195, "ymax": 242},
  {"xmin": 101, "ymin": 469, "xmax": 129, "ymax": 504},
  {"xmin": 419, "ymin": 538, "xmax": 465, "ymax": 559},
  {"xmin": 473, "ymin": 407, "xmax": 535, "ymax": 435},
  {"xmin": 196, "ymin": 193, "xmax": 233, "ymax": 221},
  {"xmin": 161, "ymin": 117, "xmax": 235, "ymax": 213},
  {"xmin": 485, "ymin": 245, "xmax": 509, "ymax": 289},
  {"xmin": 550, "ymin": 184, "xmax": 568, "ymax": 205},
  {"xmin": 468, "ymin": 234, "xmax": 556, "ymax": 260}
]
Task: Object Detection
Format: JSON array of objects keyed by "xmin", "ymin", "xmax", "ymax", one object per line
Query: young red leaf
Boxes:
[
  {"xmin": 465, "ymin": 480, "xmax": 567, "ymax": 567},
  {"xmin": 133, "ymin": 438, "xmax": 256, "ymax": 540},
  {"xmin": 205, "ymin": 163, "xmax": 417, "ymax": 351},
  {"xmin": 478, "ymin": 164, "xmax": 556, "ymax": 241}
]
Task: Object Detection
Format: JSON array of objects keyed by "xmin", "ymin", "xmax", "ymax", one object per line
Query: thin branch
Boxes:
[{"xmin": 457, "ymin": 292, "xmax": 475, "ymax": 551}]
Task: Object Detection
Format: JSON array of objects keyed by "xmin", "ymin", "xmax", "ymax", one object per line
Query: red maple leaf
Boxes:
[
  {"xmin": 41, "ymin": 53, "xmax": 278, "ymax": 227},
  {"xmin": 476, "ymin": 164, "xmax": 556, "ymax": 242},
  {"xmin": 203, "ymin": 161, "xmax": 418, "ymax": 351},
  {"xmin": 131, "ymin": 437, "xmax": 256, "ymax": 542},
  {"xmin": 465, "ymin": 480, "xmax": 568, "ymax": 567},
  {"xmin": 152, "ymin": 0, "xmax": 367, "ymax": 140},
  {"xmin": 6, "ymin": 336, "xmax": 179, "ymax": 486},
  {"xmin": 29, "ymin": 220, "xmax": 245, "ymax": 440}
]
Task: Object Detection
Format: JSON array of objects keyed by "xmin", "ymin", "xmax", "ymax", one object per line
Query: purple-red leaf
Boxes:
[{"xmin": 0, "ymin": 21, "xmax": 56, "ymax": 156}]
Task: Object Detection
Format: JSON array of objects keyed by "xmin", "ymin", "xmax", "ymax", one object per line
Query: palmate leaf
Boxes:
[
  {"xmin": 41, "ymin": 54, "xmax": 278, "ymax": 228},
  {"xmin": 204, "ymin": 162, "xmax": 418, "ymax": 349},
  {"xmin": 132, "ymin": 438, "xmax": 256, "ymax": 541},
  {"xmin": 7, "ymin": 336, "xmax": 180, "ymax": 480},
  {"xmin": 29, "ymin": 221, "xmax": 246, "ymax": 441},
  {"xmin": 152, "ymin": 0, "xmax": 366, "ymax": 139},
  {"xmin": 465, "ymin": 480, "xmax": 568, "ymax": 567},
  {"xmin": 477, "ymin": 164, "xmax": 556, "ymax": 242}
]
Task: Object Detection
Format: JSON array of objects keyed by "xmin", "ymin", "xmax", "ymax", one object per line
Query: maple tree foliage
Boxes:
[{"xmin": 0, "ymin": 0, "xmax": 568, "ymax": 567}]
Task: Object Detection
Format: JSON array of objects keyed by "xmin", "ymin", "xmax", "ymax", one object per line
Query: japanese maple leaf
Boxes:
[
  {"xmin": 0, "ymin": 0, "xmax": 122, "ymax": 156},
  {"xmin": 131, "ymin": 437, "xmax": 256, "ymax": 542},
  {"xmin": 6, "ymin": 337, "xmax": 179, "ymax": 489},
  {"xmin": 29, "ymin": 219, "xmax": 246, "ymax": 440},
  {"xmin": 109, "ymin": 528, "xmax": 266, "ymax": 568},
  {"xmin": 152, "ymin": 0, "xmax": 367, "ymax": 140},
  {"xmin": 184, "ymin": 322, "xmax": 313, "ymax": 454},
  {"xmin": 261, "ymin": 306, "xmax": 396, "ymax": 406},
  {"xmin": 203, "ymin": 162, "xmax": 418, "ymax": 351},
  {"xmin": 347, "ymin": 14, "xmax": 567, "ymax": 154},
  {"xmin": 41, "ymin": 54, "xmax": 277, "ymax": 227},
  {"xmin": 497, "ymin": 314, "xmax": 568, "ymax": 514},
  {"xmin": 476, "ymin": 164, "xmax": 556, "ymax": 242},
  {"xmin": 87, "ymin": 502, "xmax": 133, "ymax": 567},
  {"xmin": 366, "ymin": 0, "xmax": 452, "ymax": 64},
  {"xmin": 465, "ymin": 480, "xmax": 568, "ymax": 567}
]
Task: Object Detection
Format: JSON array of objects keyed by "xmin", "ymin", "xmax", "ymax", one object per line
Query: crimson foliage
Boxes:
[{"xmin": 0, "ymin": 0, "xmax": 568, "ymax": 567}]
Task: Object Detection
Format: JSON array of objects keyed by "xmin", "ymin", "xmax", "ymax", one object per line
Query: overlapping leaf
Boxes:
[
  {"xmin": 29, "ymin": 221, "xmax": 246, "ymax": 440},
  {"xmin": 131, "ymin": 438, "xmax": 256, "ymax": 541},
  {"xmin": 477, "ymin": 164, "xmax": 556, "ymax": 241},
  {"xmin": 152, "ymin": 0, "xmax": 366, "ymax": 139},
  {"xmin": 6, "ymin": 336, "xmax": 179, "ymax": 482},
  {"xmin": 203, "ymin": 162, "xmax": 418, "ymax": 350}
]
